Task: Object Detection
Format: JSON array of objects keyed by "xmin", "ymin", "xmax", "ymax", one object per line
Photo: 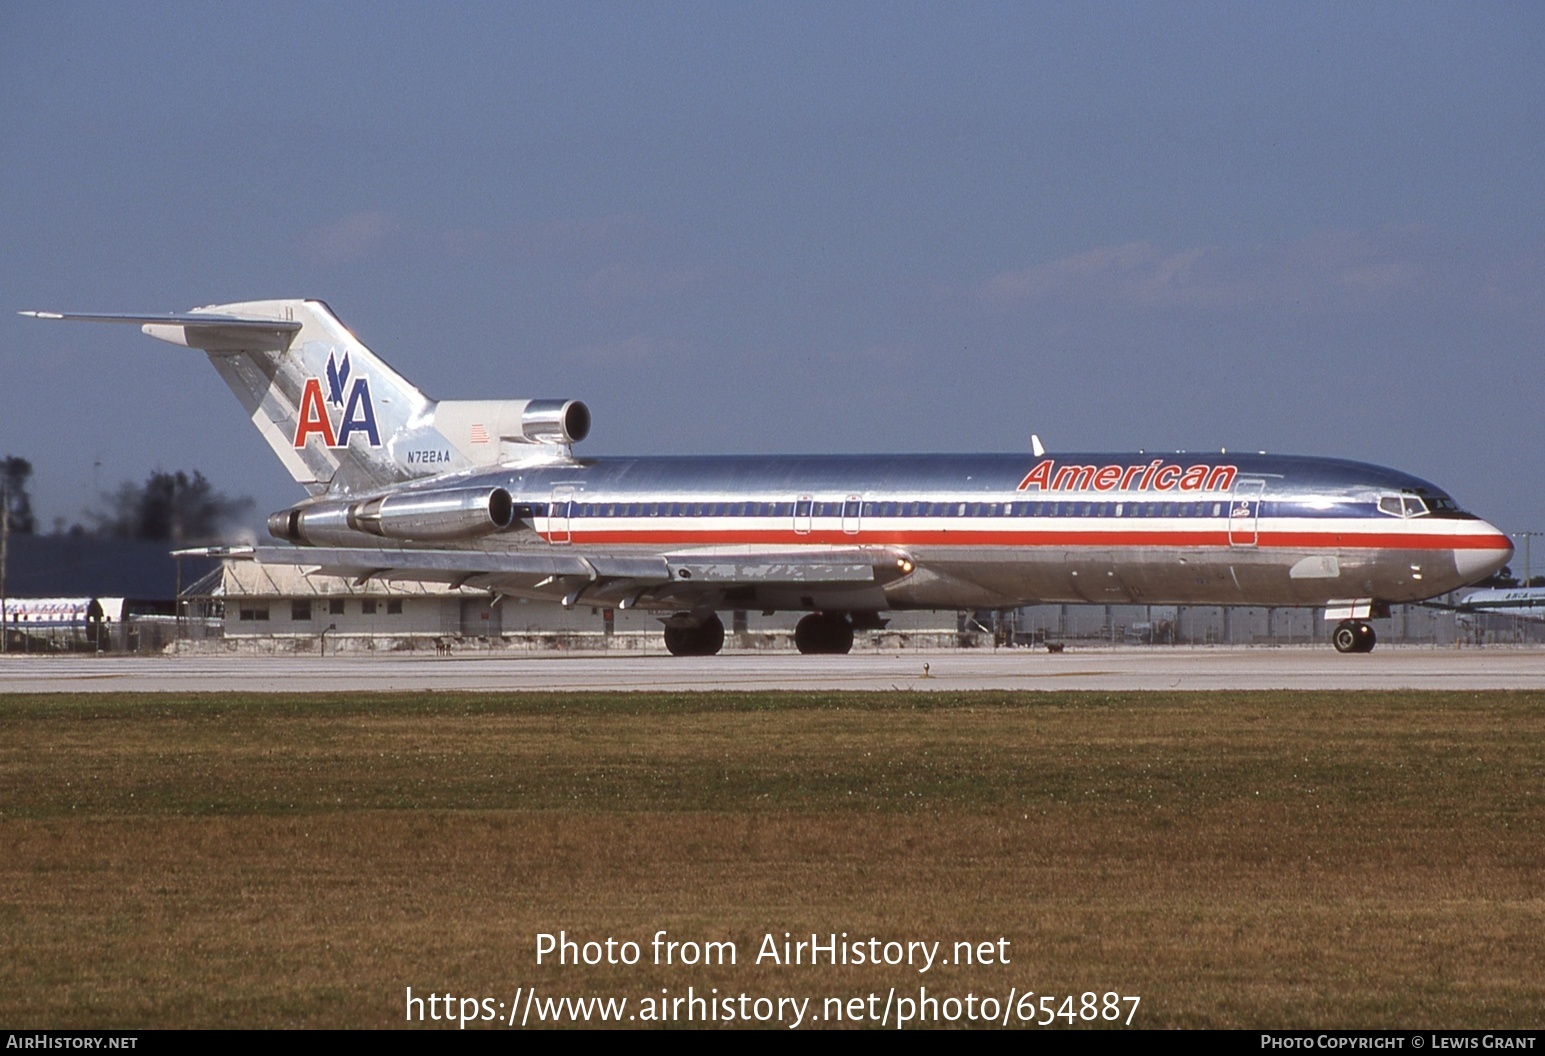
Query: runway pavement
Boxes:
[{"xmin": 3, "ymin": 646, "xmax": 1544, "ymax": 693}]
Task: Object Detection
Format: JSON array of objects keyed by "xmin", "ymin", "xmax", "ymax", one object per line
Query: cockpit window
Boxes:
[
  {"xmin": 1379, "ymin": 492, "xmax": 1472, "ymax": 519},
  {"xmin": 1379, "ymin": 494, "xmax": 1436, "ymax": 518},
  {"xmin": 1396, "ymin": 490, "xmax": 1475, "ymax": 519}
]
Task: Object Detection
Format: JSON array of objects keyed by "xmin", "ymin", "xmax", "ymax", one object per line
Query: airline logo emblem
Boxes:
[
  {"xmin": 293, "ymin": 352, "xmax": 382, "ymax": 448},
  {"xmin": 1018, "ymin": 459, "xmax": 1238, "ymax": 493}
]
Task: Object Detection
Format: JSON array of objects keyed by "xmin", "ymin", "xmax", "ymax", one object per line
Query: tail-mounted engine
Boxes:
[
  {"xmin": 269, "ymin": 486, "xmax": 517, "ymax": 546},
  {"xmin": 432, "ymin": 398, "xmax": 590, "ymax": 465}
]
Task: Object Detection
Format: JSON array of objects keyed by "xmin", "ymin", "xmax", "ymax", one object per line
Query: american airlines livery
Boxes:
[{"xmin": 24, "ymin": 299, "xmax": 1512, "ymax": 655}]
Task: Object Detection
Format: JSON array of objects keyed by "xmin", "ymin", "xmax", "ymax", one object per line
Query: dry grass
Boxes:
[{"xmin": 1, "ymin": 691, "xmax": 1541, "ymax": 1028}]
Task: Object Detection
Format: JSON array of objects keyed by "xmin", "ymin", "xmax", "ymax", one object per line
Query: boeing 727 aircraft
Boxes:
[{"xmin": 24, "ymin": 299, "xmax": 1512, "ymax": 654}]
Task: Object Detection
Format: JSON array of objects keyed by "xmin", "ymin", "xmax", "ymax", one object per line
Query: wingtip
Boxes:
[{"xmin": 18, "ymin": 310, "xmax": 62, "ymax": 319}]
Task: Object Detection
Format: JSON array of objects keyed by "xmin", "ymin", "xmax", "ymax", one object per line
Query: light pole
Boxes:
[
  {"xmin": 1, "ymin": 481, "xmax": 8, "ymax": 655},
  {"xmin": 1513, "ymin": 532, "xmax": 1544, "ymax": 586}
]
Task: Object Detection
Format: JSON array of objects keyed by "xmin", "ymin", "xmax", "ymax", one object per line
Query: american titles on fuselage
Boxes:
[{"xmin": 1017, "ymin": 459, "xmax": 1237, "ymax": 494}]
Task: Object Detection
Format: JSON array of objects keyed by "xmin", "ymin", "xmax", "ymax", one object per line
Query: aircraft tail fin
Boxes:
[
  {"xmin": 24, "ymin": 299, "xmax": 591, "ymax": 497},
  {"xmin": 26, "ymin": 299, "xmax": 434, "ymax": 495}
]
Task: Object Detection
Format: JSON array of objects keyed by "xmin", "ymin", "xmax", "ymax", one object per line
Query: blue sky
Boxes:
[{"xmin": 3, "ymin": 2, "xmax": 1542, "ymax": 548}]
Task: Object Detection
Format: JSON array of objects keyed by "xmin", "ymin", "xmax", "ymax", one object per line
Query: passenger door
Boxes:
[
  {"xmin": 1228, "ymin": 479, "xmax": 1264, "ymax": 547},
  {"xmin": 548, "ymin": 485, "xmax": 575, "ymax": 544}
]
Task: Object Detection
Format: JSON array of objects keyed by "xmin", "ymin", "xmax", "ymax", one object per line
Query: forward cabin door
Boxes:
[{"xmin": 1228, "ymin": 478, "xmax": 1264, "ymax": 547}]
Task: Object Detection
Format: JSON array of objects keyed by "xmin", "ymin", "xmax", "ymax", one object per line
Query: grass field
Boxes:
[{"xmin": 1, "ymin": 690, "xmax": 1541, "ymax": 1029}]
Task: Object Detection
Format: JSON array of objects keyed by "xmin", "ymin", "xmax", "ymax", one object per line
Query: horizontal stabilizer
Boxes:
[{"xmin": 21, "ymin": 310, "xmax": 302, "ymax": 352}]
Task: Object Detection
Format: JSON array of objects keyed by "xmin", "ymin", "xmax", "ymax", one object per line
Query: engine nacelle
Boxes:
[
  {"xmin": 518, "ymin": 399, "xmax": 591, "ymax": 444},
  {"xmin": 269, "ymin": 487, "xmax": 516, "ymax": 546},
  {"xmin": 431, "ymin": 398, "xmax": 590, "ymax": 463}
]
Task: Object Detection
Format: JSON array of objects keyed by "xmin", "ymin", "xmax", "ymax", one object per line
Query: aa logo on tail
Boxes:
[{"xmin": 293, "ymin": 352, "xmax": 382, "ymax": 448}]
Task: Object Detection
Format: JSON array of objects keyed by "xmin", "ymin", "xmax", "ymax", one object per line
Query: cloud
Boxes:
[
  {"xmin": 972, "ymin": 228, "xmax": 1544, "ymax": 320},
  {"xmin": 982, "ymin": 241, "xmax": 1246, "ymax": 308},
  {"xmin": 298, "ymin": 211, "xmax": 397, "ymax": 265}
]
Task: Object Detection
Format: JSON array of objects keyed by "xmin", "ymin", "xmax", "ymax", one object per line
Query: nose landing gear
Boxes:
[{"xmin": 1332, "ymin": 620, "xmax": 1377, "ymax": 654}]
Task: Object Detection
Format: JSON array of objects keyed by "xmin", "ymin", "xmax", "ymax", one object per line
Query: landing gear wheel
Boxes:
[
  {"xmin": 794, "ymin": 613, "xmax": 855, "ymax": 655},
  {"xmin": 1332, "ymin": 620, "xmax": 1376, "ymax": 654},
  {"xmin": 663, "ymin": 614, "xmax": 725, "ymax": 656}
]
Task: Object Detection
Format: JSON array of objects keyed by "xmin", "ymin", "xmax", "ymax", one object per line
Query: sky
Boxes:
[{"xmin": 3, "ymin": 2, "xmax": 1543, "ymax": 555}]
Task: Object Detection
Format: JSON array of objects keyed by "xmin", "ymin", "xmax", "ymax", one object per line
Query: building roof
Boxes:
[{"xmin": 191, "ymin": 555, "xmax": 485, "ymax": 599}]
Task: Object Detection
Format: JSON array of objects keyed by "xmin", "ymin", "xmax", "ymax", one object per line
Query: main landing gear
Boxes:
[
  {"xmin": 663, "ymin": 613, "xmax": 725, "ymax": 656},
  {"xmin": 1332, "ymin": 620, "xmax": 1377, "ymax": 654},
  {"xmin": 794, "ymin": 613, "xmax": 854, "ymax": 655}
]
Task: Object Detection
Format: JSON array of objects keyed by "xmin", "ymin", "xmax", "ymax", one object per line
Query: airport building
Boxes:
[
  {"xmin": 159, "ymin": 552, "xmax": 1530, "ymax": 654},
  {"xmin": 178, "ymin": 555, "xmax": 967, "ymax": 652},
  {"xmin": 7, "ymin": 549, "xmax": 1530, "ymax": 654}
]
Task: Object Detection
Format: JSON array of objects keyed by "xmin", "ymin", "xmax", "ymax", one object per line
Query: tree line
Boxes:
[{"xmin": 2, "ymin": 455, "xmax": 253, "ymax": 544}]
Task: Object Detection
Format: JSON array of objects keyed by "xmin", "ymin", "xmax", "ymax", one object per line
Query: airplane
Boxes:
[
  {"xmin": 1422, "ymin": 586, "xmax": 1545, "ymax": 622},
  {"xmin": 23, "ymin": 298, "xmax": 1513, "ymax": 655}
]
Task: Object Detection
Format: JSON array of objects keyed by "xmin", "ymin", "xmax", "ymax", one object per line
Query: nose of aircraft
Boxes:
[{"xmin": 1454, "ymin": 521, "xmax": 1513, "ymax": 585}]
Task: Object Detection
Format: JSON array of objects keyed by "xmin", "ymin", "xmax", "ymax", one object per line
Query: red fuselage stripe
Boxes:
[{"xmin": 541, "ymin": 527, "xmax": 1511, "ymax": 550}]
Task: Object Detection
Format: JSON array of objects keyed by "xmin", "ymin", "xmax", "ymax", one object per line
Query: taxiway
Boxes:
[{"xmin": 2, "ymin": 646, "xmax": 1542, "ymax": 693}]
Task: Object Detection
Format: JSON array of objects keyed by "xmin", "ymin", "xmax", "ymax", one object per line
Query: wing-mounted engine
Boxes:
[
  {"xmin": 431, "ymin": 399, "xmax": 591, "ymax": 466},
  {"xmin": 268, "ymin": 486, "xmax": 518, "ymax": 546}
]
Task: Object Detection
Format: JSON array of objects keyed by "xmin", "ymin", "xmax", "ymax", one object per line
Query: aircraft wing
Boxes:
[{"xmin": 248, "ymin": 544, "xmax": 896, "ymax": 611}]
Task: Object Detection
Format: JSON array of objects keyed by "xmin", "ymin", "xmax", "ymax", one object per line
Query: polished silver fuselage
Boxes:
[{"xmin": 367, "ymin": 451, "xmax": 1511, "ymax": 615}]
